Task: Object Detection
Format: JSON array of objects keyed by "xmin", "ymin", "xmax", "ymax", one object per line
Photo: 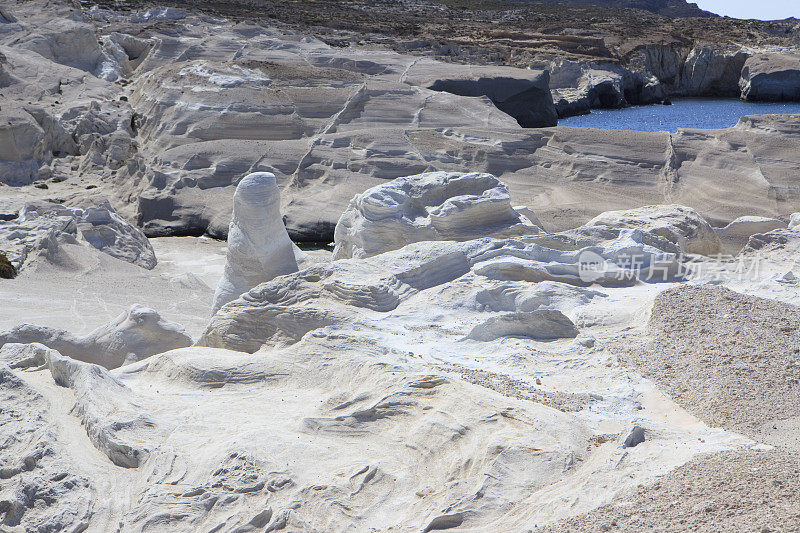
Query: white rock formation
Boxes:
[
  {"xmin": 0, "ymin": 304, "xmax": 192, "ymax": 369},
  {"xmin": 333, "ymin": 172, "xmax": 541, "ymax": 259},
  {"xmin": 202, "ymin": 229, "xmax": 683, "ymax": 353},
  {"xmin": 2, "ymin": 5, "xmax": 800, "ymax": 243},
  {"xmin": 467, "ymin": 310, "xmax": 579, "ymax": 341},
  {"xmin": 212, "ymin": 172, "xmax": 299, "ymax": 313},
  {"xmin": 547, "ymin": 59, "xmax": 663, "ymax": 116},
  {"xmin": 679, "ymin": 46, "xmax": 749, "ymax": 97},
  {"xmin": 789, "ymin": 213, "xmax": 800, "ymax": 230},
  {"xmin": 718, "ymin": 216, "xmax": 787, "ymax": 237},
  {"xmin": 0, "ymin": 3, "xmax": 800, "ymax": 531},
  {"xmin": 742, "ymin": 228, "xmax": 800, "ymax": 256},
  {"xmin": 0, "ymin": 365, "xmax": 96, "ymax": 529},
  {"xmin": 530, "ymin": 225, "xmax": 680, "ymax": 254},
  {"xmin": 0, "ymin": 222, "xmax": 778, "ymax": 531},
  {"xmin": 402, "ymin": 60, "xmax": 557, "ymax": 127},
  {"xmin": 635, "ymin": 44, "xmax": 749, "ymax": 99},
  {"xmin": 0, "ymin": 106, "xmax": 78, "ymax": 185},
  {"xmin": 1, "ymin": 342, "xmax": 160, "ymax": 467},
  {"xmin": 586, "ymin": 204, "xmax": 723, "ymax": 256},
  {"xmin": 0, "ymin": 201, "xmax": 156, "ymax": 269},
  {"xmin": 716, "ymin": 215, "xmax": 788, "ymax": 252}
]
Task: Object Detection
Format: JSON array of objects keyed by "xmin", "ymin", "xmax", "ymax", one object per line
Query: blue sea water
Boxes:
[{"xmin": 558, "ymin": 98, "xmax": 800, "ymax": 132}]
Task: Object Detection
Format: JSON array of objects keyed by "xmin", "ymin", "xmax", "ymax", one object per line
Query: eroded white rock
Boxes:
[
  {"xmin": 0, "ymin": 304, "xmax": 192, "ymax": 369},
  {"xmin": 202, "ymin": 230, "xmax": 683, "ymax": 353},
  {"xmin": 212, "ymin": 172, "xmax": 299, "ymax": 314},
  {"xmin": 740, "ymin": 53, "xmax": 800, "ymax": 102},
  {"xmin": 718, "ymin": 216, "xmax": 787, "ymax": 237},
  {"xmin": 586, "ymin": 204, "xmax": 723, "ymax": 256},
  {"xmin": 716, "ymin": 215, "xmax": 788, "ymax": 252},
  {"xmin": 466, "ymin": 310, "xmax": 579, "ymax": 341},
  {"xmin": 333, "ymin": 171, "xmax": 541, "ymax": 259},
  {"xmin": 0, "ymin": 342, "xmax": 160, "ymax": 467},
  {"xmin": 0, "ymin": 201, "xmax": 156, "ymax": 269}
]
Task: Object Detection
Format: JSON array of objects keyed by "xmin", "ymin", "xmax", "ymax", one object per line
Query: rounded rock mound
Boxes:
[
  {"xmin": 332, "ymin": 171, "xmax": 541, "ymax": 260},
  {"xmin": 585, "ymin": 204, "xmax": 723, "ymax": 256}
]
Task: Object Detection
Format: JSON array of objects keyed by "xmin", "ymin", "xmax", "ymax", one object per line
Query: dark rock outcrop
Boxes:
[{"xmin": 740, "ymin": 53, "xmax": 800, "ymax": 101}]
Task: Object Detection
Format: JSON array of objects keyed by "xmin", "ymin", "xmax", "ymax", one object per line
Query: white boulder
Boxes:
[
  {"xmin": 212, "ymin": 172, "xmax": 299, "ymax": 313},
  {"xmin": 789, "ymin": 213, "xmax": 800, "ymax": 230},
  {"xmin": 0, "ymin": 304, "xmax": 193, "ymax": 369},
  {"xmin": 333, "ymin": 171, "xmax": 541, "ymax": 260},
  {"xmin": 586, "ymin": 204, "xmax": 723, "ymax": 256},
  {"xmin": 466, "ymin": 310, "xmax": 579, "ymax": 342}
]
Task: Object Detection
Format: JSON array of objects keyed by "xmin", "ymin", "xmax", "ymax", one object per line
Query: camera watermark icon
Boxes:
[
  {"xmin": 576, "ymin": 249, "xmax": 787, "ymax": 284},
  {"xmin": 577, "ymin": 250, "xmax": 606, "ymax": 283}
]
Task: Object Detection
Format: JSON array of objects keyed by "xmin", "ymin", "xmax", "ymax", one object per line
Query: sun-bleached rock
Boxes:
[
  {"xmin": 467, "ymin": 310, "xmax": 579, "ymax": 341},
  {"xmin": 202, "ymin": 231, "xmax": 683, "ymax": 353},
  {"xmin": 547, "ymin": 59, "xmax": 663, "ymax": 117},
  {"xmin": 333, "ymin": 171, "xmax": 542, "ymax": 259},
  {"xmin": 212, "ymin": 172, "xmax": 299, "ymax": 314},
  {"xmin": 0, "ymin": 365, "xmax": 95, "ymax": 531},
  {"xmin": 4, "ymin": 5, "xmax": 796, "ymax": 530},
  {"xmin": 12, "ymin": 9, "xmax": 783, "ymax": 241},
  {"xmin": 716, "ymin": 215, "xmax": 788, "ymax": 252},
  {"xmin": 121, "ymin": 51, "xmax": 522, "ymax": 239},
  {"xmin": 789, "ymin": 213, "xmax": 800, "ymax": 230},
  {"xmin": 16, "ymin": 20, "xmax": 103, "ymax": 73},
  {"xmin": 718, "ymin": 216, "xmax": 787, "ymax": 237},
  {"xmin": 529, "ymin": 225, "xmax": 680, "ymax": 254},
  {"xmin": 0, "ymin": 6, "xmax": 17, "ymax": 23},
  {"xmin": 403, "ymin": 60, "xmax": 557, "ymax": 127},
  {"xmin": 2, "ymin": 7, "xmax": 800, "ymax": 243},
  {"xmin": 680, "ymin": 46, "xmax": 749, "ymax": 97},
  {"xmin": 634, "ymin": 44, "xmax": 750, "ymax": 99},
  {"xmin": 742, "ymin": 228, "xmax": 800, "ymax": 256},
  {"xmin": 586, "ymin": 205, "xmax": 723, "ymax": 256},
  {"xmin": 1, "ymin": 342, "xmax": 160, "ymax": 467},
  {"xmin": 75, "ymin": 203, "xmax": 156, "ymax": 267},
  {"xmin": 470, "ymin": 280, "xmax": 605, "ymax": 314},
  {"xmin": 202, "ymin": 240, "xmax": 476, "ymax": 352},
  {"xmin": 130, "ymin": 7, "xmax": 189, "ymax": 23},
  {"xmin": 740, "ymin": 53, "xmax": 800, "ymax": 102},
  {"xmin": 0, "ymin": 201, "xmax": 156, "ymax": 269},
  {"xmin": 0, "ymin": 304, "xmax": 192, "ymax": 369},
  {"xmin": 78, "ymin": 343, "xmax": 603, "ymax": 530},
  {"xmin": 473, "ymin": 229, "xmax": 684, "ymax": 286},
  {"xmin": 97, "ymin": 32, "xmax": 155, "ymax": 81},
  {"xmin": 0, "ymin": 106, "xmax": 78, "ymax": 185}
]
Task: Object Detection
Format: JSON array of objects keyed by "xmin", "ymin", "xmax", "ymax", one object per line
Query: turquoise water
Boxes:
[{"xmin": 558, "ymin": 98, "xmax": 800, "ymax": 132}]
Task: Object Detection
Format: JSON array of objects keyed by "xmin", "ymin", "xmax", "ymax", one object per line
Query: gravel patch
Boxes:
[
  {"xmin": 540, "ymin": 448, "xmax": 800, "ymax": 532},
  {"xmin": 617, "ymin": 284, "xmax": 800, "ymax": 443}
]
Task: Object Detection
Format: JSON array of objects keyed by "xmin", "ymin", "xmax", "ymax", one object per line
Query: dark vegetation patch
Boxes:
[{"xmin": 0, "ymin": 252, "xmax": 17, "ymax": 279}]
